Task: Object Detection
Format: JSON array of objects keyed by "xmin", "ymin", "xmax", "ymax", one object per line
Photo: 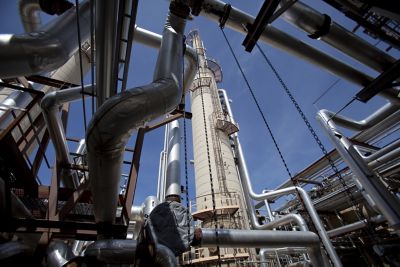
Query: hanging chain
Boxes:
[
  {"xmin": 220, "ymin": 27, "xmax": 335, "ymax": 263},
  {"xmin": 196, "ymin": 48, "xmax": 222, "ymax": 265},
  {"xmin": 182, "ymin": 43, "xmax": 193, "ymax": 265},
  {"xmin": 255, "ymin": 43, "xmax": 367, "ymax": 222}
]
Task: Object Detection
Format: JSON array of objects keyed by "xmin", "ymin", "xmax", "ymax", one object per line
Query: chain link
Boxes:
[
  {"xmin": 255, "ymin": 43, "xmax": 369, "ymax": 225},
  {"xmin": 220, "ymin": 28, "xmax": 335, "ymax": 263}
]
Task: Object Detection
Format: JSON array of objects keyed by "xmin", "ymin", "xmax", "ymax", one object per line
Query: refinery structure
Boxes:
[{"xmin": 0, "ymin": 0, "xmax": 399, "ymax": 266}]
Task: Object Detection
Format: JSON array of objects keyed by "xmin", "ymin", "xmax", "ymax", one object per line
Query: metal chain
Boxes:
[
  {"xmin": 220, "ymin": 28, "xmax": 334, "ymax": 264},
  {"xmin": 254, "ymin": 43, "xmax": 367, "ymax": 223},
  {"xmin": 182, "ymin": 48, "xmax": 192, "ymax": 265}
]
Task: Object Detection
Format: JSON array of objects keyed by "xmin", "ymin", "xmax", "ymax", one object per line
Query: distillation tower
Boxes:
[{"xmin": 186, "ymin": 30, "xmax": 253, "ymax": 265}]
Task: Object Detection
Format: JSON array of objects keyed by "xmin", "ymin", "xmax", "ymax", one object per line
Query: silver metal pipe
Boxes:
[
  {"xmin": 219, "ymin": 89, "xmax": 336, "ymax": 265},
  {"xmin": 369, "ymin": 147, "xmax": 400, "ymax": 169},
  {"xmin": 134, "ymin": 25, "xmax": 199, "ymax": 92},
  {"xmin": 18, "ymin": 0, "xmax": 41, "ymax": 32},
  {"xmin": 262, "ymin": 189, "xmax": 274, "ymax": 222},
  {"xmin": 84, "ymin": 240, "xmax": 177, "ymax": 266},
  {"xmin": 87, "ymin": 13, "xmax": 189, "ymax": 224},
  {"xmin": 235, "ymin": 137, "xmax": 341, "ymax": 266},
  {"xmin": 40, "ymin": 85, "xmax": 94, "ymax": 188},
  {"xmin": 280, "ymin": 0, "xmax": 396, "ymax": 73},
  {"xmin": 165, "ymin": 119, "xmax": 181, "ymax": 199},
  {"xmin": 0, "ymin": 241, "xmax": 32, "ymax": 260},
  {"xmin": 322, "ymin": 103, "xmax": 397, "ymax": 132},
  {"xmin": 95, "ymin": 0, "xmax": 119, "ymax": 107},
  {"xmin": 200, "ymin": 0, "xmax": 371, "ymax": 87},
  {"xmin": 200, "ymin": 228, "xmax": 324, "ymax": 266},
  {"xmin": 0, "ymin": 0, "xmax": 90, "ymax": 79},
  {"xmin": 360, "ymin": 139, "xmax": 400, "ymax": 163},
  {"xmin": 47, "ymin": 241, "xmax": 74, "ymax": 267},
  {"xmin": 327, "ymin": 215, "xmax": 385, "ymax": 237},
  {"xmin": 317, "ymin": 110, "xmax": 400, "ymax": 229}
]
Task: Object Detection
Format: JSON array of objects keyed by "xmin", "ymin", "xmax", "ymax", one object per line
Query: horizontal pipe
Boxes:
[
  {"xmin": 234, "ymin": 131, "xmax": 341, "ymax": 266},
  {"xmin": 327, "ymin": 215, "xmax": 385, "ymax": 237},
  {"xmin": 322, "ymin": 102, "xmax": 397, "ymax": 132},
  {"xmin": 280, "ymin": 0, "xmax": 396, "ymax": 73},
  {"xmin": 0, "ymin": 0, "xmax": 90, "ymax": 79},
  {"xmin": 317, "ymin": 110, "xmax": 400, "ymax": 228},
  {"xmin": 200, "ymin": 228, "xmax": 324, "ymax": 266},
  {"xmin": 40, "ymin": 85, "xmax": 94, "ymax": 188},
  {"xmin": 200, "ymin": 0, "xmax": 371, "ymax": 87},
  {"xmin": 84, "ymin": 240, "xmax": 177, "ymax": 266}
]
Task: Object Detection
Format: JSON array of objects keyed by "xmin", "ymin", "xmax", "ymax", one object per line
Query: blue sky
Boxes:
[{"xmin": 1, "ymin": 1, "xmax": 398, "ymax": 209}]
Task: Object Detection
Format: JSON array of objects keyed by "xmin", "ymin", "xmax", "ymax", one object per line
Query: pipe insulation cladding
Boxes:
[
  {"xmin": 86, "ymin": 12, "xmax": 191, "ymax": 224},
  {"xmin": 0, "ymin": 0, "xmax": 90, "ymax": 79}
]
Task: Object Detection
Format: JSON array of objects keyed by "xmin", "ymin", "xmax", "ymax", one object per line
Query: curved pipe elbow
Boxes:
[
  {"xmin": 19, "ymin": 0, "xmax": 42, "ymax": 32},
  {"xmin": 0, "ymin": 0, "xmax": 90, "ymax": 79}
]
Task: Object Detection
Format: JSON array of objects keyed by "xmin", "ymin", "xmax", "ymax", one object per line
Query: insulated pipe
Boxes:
[
  {"xmin": 19, "ymin": 0, "xmax": 41, "ymax": 32},
  {"xmin": 87, "ymin": 13, "xmax": 189, "ymax": 224},
  {"xmin": 134, "ymin": 26, "xmax": 198, "ymax": 92},
  {"xmin": 200, "ymin": 228, "xmax": 324, "ymax": 267},
  {"xmin": 41, "ymin": 85, "xmax": 94, "ymax": 188},
  {"xmin": 0, "ymin": 241, "xmax": 32, "ymax": 260},
  {"xmin": 84, "ymin": 240, "xmax": 178, "ymax": 266},
  {"xmin": 369, "ymin": 147, "xmax": 400, "ymax": 169},
  {"xmin": 47, "ymin": 241, "xmax": 74, "ymax": 267},
  {"xmin": 165, "ymin": 119, "xmax": 181, "ymax": 200},
  {"xmin": 234, "ymin": 139, "xmax": 341, "ymax": 266},
  {"xmin": 200, "ymin": 0, "xmax": 370, "ymax": 87},
  {"xmin": 0, "ymin": 0, "xmax": 90, "ymax": 79},
  {"xmin": 95, "ymin": 0, "xmax": 119, "ymax": 107},
  {"xmin": 327, "ymin": 215, "xmax": 385, "ymax": 237},
  {"xmin": 321, "ymin": 103, "xmax": 398, "ymax": 132},
  {"xmin": 280, "ymin": 0, "xmax": 396, "ymax": 73},
  {"xmin": 317, "ymin": 110, "xmax": 400, "ymax": 229},
  {"xmin": 362, "ymin": 139, "xmax": 400, "ymax": 163}
]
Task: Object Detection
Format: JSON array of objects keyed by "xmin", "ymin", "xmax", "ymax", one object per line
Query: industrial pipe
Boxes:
[
  {"xmin": 19, "ymin": 0, "xmax": 41, "ymax": 32},
  {"xmin": 321, "ymin": 103, "xmax": 398, "ymax": 132},
  {"xmin": 47, "ymin": 241, "xmax": 75, "ymax": 267},
  {"xmin": 234, "ymin": 136, "xmax": 340, "ymax": 266},
  {"xmin": 199, "ymin": 0, "xmax": 400, "ymax": 101},
  {"xmin": 199, "ymin": 228, "xmax": 324, "ymax": 267},
  {"xmin": 87, "ymin": 12, "xmax": 190, "ymax": 224},
  {"xmin": 40, "ymin": 85, "xmax": 94, "ymax": 188},
  {"xmin": 0, "ymin": 241, "xmax": 32, "ymax": 260},
  {"xmin": 165, "ymin": 119, "xmax": 181, "ymax": 201},
  {"xmin": 219, "ymin": 89, "xmax": 338, "ymax": 265},
  {"xmin": 84, "ymin": 240, "xmax": 178, "ymax": 266},
  {"xmin": 317, "ymin": 109, "xmax": 400, "ymax": 229},
  {"xmin": 280, "ymin": 0, "xmax": 396, "ymax": 73},
  {"xmin": 0, "ymin": 0, "xmax": 90, "ymax": 79},
  {"xmin": 327, "ymin": 215, "xmax": 385, "ymax": 237},
  {"xmin": 95, "ymin": 0, "xmax": 119, "ymax": 107},
  {"xmin": 200, "ymin": 0, "xmax": 370, "ymax": 87}
]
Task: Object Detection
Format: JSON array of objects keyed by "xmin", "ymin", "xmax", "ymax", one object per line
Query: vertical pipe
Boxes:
[
  {"xmin": 317, "ymin": 110, "xmax": 400, "ymax": 229},
  {"xmin": 165, "ymin": 120, "xmax": 181, "ymax": 201},
  {"xmin": 95, "ymin": 0, "xmax": 119, "ymax": 107}
]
